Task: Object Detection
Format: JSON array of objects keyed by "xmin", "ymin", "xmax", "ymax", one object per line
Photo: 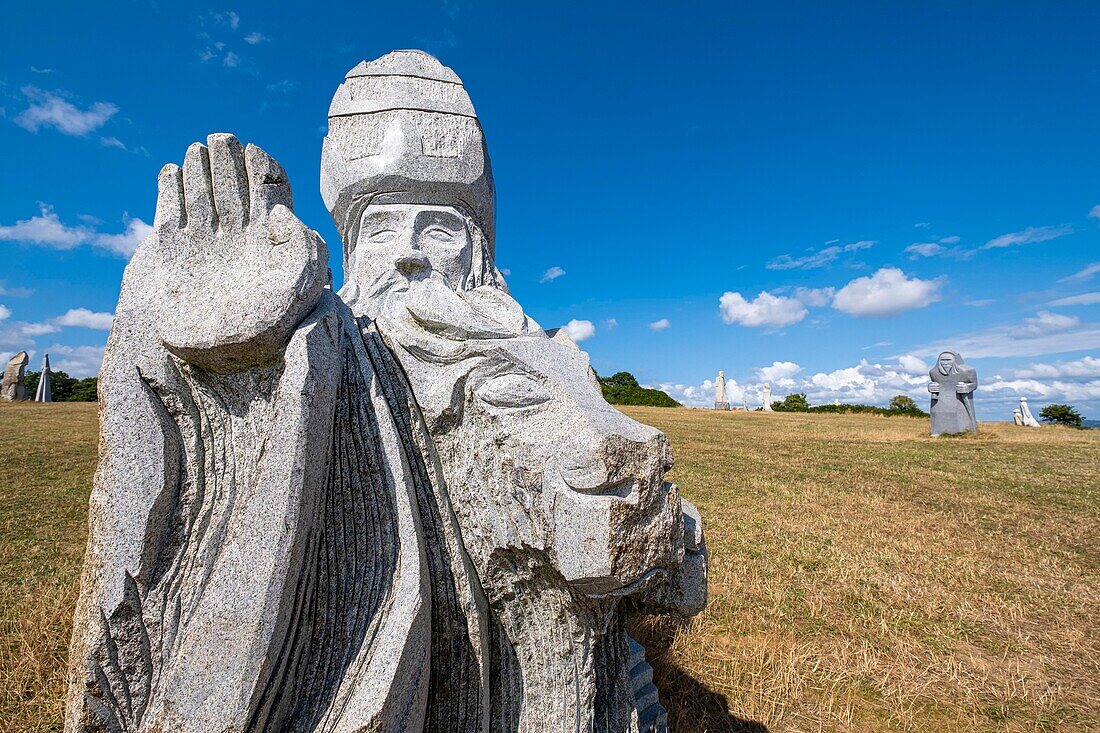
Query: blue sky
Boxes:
[{"xmin": 2, "ymin": 1, "xmax": 1098, "ymax": 417}]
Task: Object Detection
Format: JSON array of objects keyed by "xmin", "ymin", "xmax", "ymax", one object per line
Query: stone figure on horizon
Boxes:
[
  {"xmin": 928, "ymin": 350, "xmax": 978, "ymax": 436},
  {"xmin": 65, "ymin": 50, "xmax": 705, "ymax": 733}
]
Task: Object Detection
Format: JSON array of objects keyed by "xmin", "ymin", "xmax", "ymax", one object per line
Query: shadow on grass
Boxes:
[{"xmin": 627, "ymin": 616, "xmax": 769, "ymax": 733}]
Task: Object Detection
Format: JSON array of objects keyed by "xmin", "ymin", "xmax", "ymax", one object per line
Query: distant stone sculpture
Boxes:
[
  {"xmin": 66, "ymin": 51, "xmax": 706, "ymax": 733},
  {"xmin": 1019, "ymin": 397, "xmax": 1041, "ymax": 427},
  {"xmin": 35, "ymin": 353, "xmax": 52, "ymax": 403},
  {"xmin": 1013, "ymin": 408, "xmax": 1024, "ymax": 426},
  {"xmin": 2, "ymin": 351, "xmax": 29, "ymax": 400},
  {"xmin": 714, "ymin": 370, "xmax": 730, "ymax": 410},
  {"xmin": 928, "ymin": 351, "xmax": 977, "ymax": 435},
  {"xmin": 761, "ymin": 384, "xmax": 773, "ymax": 411}
]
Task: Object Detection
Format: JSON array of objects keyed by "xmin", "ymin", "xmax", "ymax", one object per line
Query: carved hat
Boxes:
[{"xmin": 321, "ymin": 50, "xmax": 496, "ymax": 269}]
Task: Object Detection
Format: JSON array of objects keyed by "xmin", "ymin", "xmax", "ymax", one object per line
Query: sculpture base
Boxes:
[{"xmin": 713, "ymin": 402, "xmax": 730, "ymax": 411}]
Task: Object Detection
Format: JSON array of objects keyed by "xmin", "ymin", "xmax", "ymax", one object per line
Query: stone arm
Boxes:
[{"xmin": 956, "ymin": 369, "xmax": 978, "ymax": 394}]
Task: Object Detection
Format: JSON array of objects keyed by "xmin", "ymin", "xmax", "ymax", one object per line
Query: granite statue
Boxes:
[
  {"xmin": 1013, "ymin": 408, "xmax": 1024, "ymax": 426},
  {"xmin": 1019, "ymin": 397, "xmax": 1041, "ymax": 427},
  {"xmin": 761, "ymin": 384, "xmax": 773, "ymax": 411},
  {"xmin": 35, "ymin": 353, "xmax": 52, "ymax": 403},
  {"xmin": 714, "ymin": 370, "xmax": 730, "ymax": 410},
  {"xmin": 2, "ymin": 351, "xmax": 29, "ymax": 400},
  {"xmin": 65, "ymin": 50, "xmax": 706, "ymax": 733},
  {"xmin": 928, "ymin": 351, "xmax": 977, "ymax": 436}
]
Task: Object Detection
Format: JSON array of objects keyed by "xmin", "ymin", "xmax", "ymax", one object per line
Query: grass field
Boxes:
[{"xmin": 1, "ymin": 402, "xmax": 1097, "ymax": 732}]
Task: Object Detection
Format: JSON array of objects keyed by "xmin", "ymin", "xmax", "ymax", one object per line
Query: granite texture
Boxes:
[
  {"xmin": 66, "ymin": 51, "xmax": 705, "ymax": 733},
  {"xmin": 1, "ymin": 350, "xmax": 28, "ymax": 400},
  {"xmin": 928, "ymin": 351, "xmax": 978, "ymax": 435}
]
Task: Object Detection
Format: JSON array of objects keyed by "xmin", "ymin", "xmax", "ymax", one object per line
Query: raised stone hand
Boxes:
[{"xmin": 149, "ymin": 133, "xmax": 328, "ymax": 373}]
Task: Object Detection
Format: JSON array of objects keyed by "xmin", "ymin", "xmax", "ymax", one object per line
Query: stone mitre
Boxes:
[{"xmin": 321, "ymin": 50, "xmax": 496, "ymax": 270}]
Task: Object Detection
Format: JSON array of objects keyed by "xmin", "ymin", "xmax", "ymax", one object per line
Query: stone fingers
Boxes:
[
  {"xmin": 207, "ymin": 133, "xmax": 249, "ymax": 230},
  {"xmin": 154, "ymin": 163, "xmax": 184, "ymax": 233},
  {"xmin": 182, "ymin": 142, "xmax": 217, "ymax": 232},
  {"xmin": 245, "ymin": 143, "xmax": 293, "ymax": 224}
]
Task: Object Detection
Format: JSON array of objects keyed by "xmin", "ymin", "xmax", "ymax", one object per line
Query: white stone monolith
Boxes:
[
  {"xmin": 714, "ymin": 370, "xmax": 730, "ymax": 410},
  {"xmin": 35, "ymin": 354, "xmax": 52, "ymax": 403},
  {"xmin": 761, "ymin": 384, "xmax": 773, "ymax": 411},
  {"xmin": 1019, "ymin": 397, "xmax": 1041, "ymax": 427},
  {"xmin": 2, "ymin": 351, "xmax": 29, "ymax": 400}
]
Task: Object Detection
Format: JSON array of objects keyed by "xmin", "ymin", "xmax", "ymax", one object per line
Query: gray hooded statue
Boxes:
[{"xmin": 928, "ymin": 351, "xmax": 978, "ymax": 435}]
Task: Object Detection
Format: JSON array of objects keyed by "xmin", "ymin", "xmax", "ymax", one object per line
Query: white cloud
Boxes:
[
  {"xmin": 914, "ymin": 222, "xmax": 931, "ymax": 228},
  {"xmin": 43, "ymin": 344, "xmax": 106, "ymax": 378},
  {"xmin": 223, "ymin": 52, "xmax": 241, "ymax": 68},
  {"xmin": 100, "ymin": 136, "xmax": 127, "ymax": 151},
  {"xmin": 719, "ymin": 291, "xmax": 807, "ymax": 329},
  {"xmin": 831, "ymin": 267, "xmax": 944, "ymax": 317},
  {"xmin": 649, "ymin": 318, "xmax": 670, "ymax": 331},
  {"xmin": 767, "ymin": 240, "xmax": 875, "ymax": 270},
  {"xmin": 905, "ymin": 242, "xmax": 948, "ymax": 258},
  {"xmin": 0, "ymin": 282, "xmax": 34, "ymax": 298},
  {"xmin": 981, "ymin": 224, "xmax": 1073, "ymax": 250},
  {"xmin": 1049, "ymin": 292, "xmax": 1100, "ymax": 307},
  {"xmin": 964, "ymin": 299, "xmax": 996, "ymax": 307},
  {"xmin": 793, "ymin": 287, "xmax": 835, "ymax": 307},
  {"xmin": 267, "ymin": 80, "xmax": 298, "ymax": 93},
  {"xmin": 1089, "ymin": 205, "xmax": 1100, "ymax": 220},
  {"xmin": 1059, "ymin": 262, "xmax": 1100, "ymax": 284},
  {"xmin": 14, "ymin": 86, "xmax": 117, "ymax": 136},
  {"xmin": 756, "ymin": 361, "xmax": 802, "ymax": 387},
  {"xmin": 0, "ymin": 304, "xmax": 10, "ymax": 321},
  {"xmin": 939, "ymin": 235, "xmax": 961, "ymax": 245},
  {"xmin": 0, "ymin": 204, "xmax": 150, "ymax": 258},
  {"xmin": 561, "ymin": 319, "xmax": 595, "ymax": 342},
  {"xmin": 54, "ymin": 308, "xmax": 114, "ymax": 330},
  {"xmin": 1013, "ymin": 356, "xmax": 1100, "ymax": 380},
  {"xmin": 540, "ymin": 266, "xmax": 565, "ymax": 283},
  {"xmin": 19, "ymin": 322, "xmax": 60, "ymax": 336},
  {"xmin": 244, "ymin": 31, "xmax": 268, "ymax": 44},
  {"xmin": 898, "ymin": 354, "xmax": 929, "ymax": 375},
  {"xmin": 922, "ymin": 311, "xmax": 1100, "ymax": 359},
  {"xmin": 604, "ymin": 318, "xmax": 618, "ymax": 329},
  {"xmin": 93, "ymin": 216, "xmax": 153, "ymax": 257}
]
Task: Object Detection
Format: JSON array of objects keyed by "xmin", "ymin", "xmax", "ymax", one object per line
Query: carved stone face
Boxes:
[
  {"xmin": 938, "ymin": 352, "xmax": 956, "ymax": 375},
  {"xmin": 348, "ymin": 204, "xmax": 473, "ymax": 298}
]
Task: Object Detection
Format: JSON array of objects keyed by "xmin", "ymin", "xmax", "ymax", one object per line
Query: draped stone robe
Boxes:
[{"xmin": 65, "ymin": 243, "xmax": 488, "ymax": 732}]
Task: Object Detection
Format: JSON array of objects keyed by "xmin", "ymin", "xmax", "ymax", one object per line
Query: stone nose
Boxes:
[
  {"xmin": 394, "ymin": 251, "xmax": 429, "ymax": 277},
  {"xmin": 560, "ymin": 454, "xmax": 610, "ymax": 493}
]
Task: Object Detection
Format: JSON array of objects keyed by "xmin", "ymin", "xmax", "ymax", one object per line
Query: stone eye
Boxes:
[
  {"xmin": 423, "ymin": 226, "xmax": 456, "ymax": 243},
  {"xmin": 368, "ymin": 229, "xmax": 397, "ymax": 243},
  {"xmin": 475, "ymin": 373, "xmax": 551, "ymax": 409}
]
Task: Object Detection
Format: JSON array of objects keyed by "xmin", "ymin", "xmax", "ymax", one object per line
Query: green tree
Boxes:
[
  {"xmin": 602, "ymin": 371, "xmax": 640, "ymax": 388},
  {"xmin": 888, "ymin": 395, "xmax": 919, "ymax": 412},
  {"xmin": 1039, "ymin": 403, "xmax": 1084, "ymax": 427},
  {"xmin": 19, "ymin": 370, "xmax": 98, "ymax": 402},
  {"xmin": 772, "ymin": 393, "xmax": 809, "ymax": 412}
]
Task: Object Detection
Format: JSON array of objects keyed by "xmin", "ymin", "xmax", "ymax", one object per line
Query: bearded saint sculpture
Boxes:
[
  {"xmin": 65, "ymin": 51, "xmax": 706, "ymax": 733},
  {"xmin": 928, "ymin": 350, "xmax": 978, "ymax": 435}
]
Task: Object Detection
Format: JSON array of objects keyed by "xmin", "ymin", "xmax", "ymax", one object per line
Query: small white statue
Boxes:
[
  {"xmin": 1019, "ymin": 397, "xmax": 1041, "ymax": 427},
  {"xmin": 761, "ymin": 384, "xmax": 773, "ymax": 411},
  {"xmin": 1013, "ymin": 408, "xmax": 1024, "ymax": 426}
]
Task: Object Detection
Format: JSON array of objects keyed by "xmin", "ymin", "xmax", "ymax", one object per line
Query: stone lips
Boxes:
[{"xmin": 321, "ymin": 50, "xmax": 495, "ymax": 267}]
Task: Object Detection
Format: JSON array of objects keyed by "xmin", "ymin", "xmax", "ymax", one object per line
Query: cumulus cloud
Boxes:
[
  {"xmin": 831, "ymin": 267, "xmax": 944, "ymax": 317},
  {"xmin": 561, "ymin": 319, "xmax": 595, "ymax": 342},
  {"xmin": 719, "ymin": 291, "xmax": 807, "ymax": 329},
  {"xmin": 981, "ymin": 224, "xmax": 1073, "ymax": 250},
  {"xmin": 14, "ymin": 86, "xmax": 118, "ymax": 136},
  {"xmin": 0, "ymin": 204, "xmax": 151, "ymax": 258},
  {"xmin": 540, "ymin": 266, "xmax": 565, "ymax": 283},
  {"xmin": 897, "ymin": 354, "xmax": 930, "ymax": 375},
  {"xmin": 0, "ymin": 304, "xmax": 10, "ymax": 321},
  {"xmin": 792, "ymin": 287, "xmax": 835, "ymax": 307},
  {"xmin": 1059, "ymin": 262, "xmax": 1100, "ymax": 284},
  {"xmin": 1049, "ymin": 292, "xmax": 1100, "ymax": 307},
  {"xmin": 649, "ymin": 318, "xmax": 670, "ymax": 331},
  {"xmin": 1013, "ymin": 356, "xmax": 1100, "ymax": 380},
  {"xmin": 767, "ymin": 240, "xmax": 875, "ymax": 270},
  {"xmin": 44, "ymin": 344, "xmax": 106, "ymax": 378},
  {"xmin": 54, "ymin": 308, "xmax": 114, "ymax": 330},
  {"xmin": 0, "ymin": 282, "xmax": 34, "ymax": 298},
  {"xmin": 755, "ymin": 361, "xmax": 801, "ymax": 388}
]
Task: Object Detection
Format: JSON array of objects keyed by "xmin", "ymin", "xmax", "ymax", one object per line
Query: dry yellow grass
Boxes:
[
  {"xmin": 1, "ymin": 401, "xmax": 1098, "ymax": 732},
  {"xmin": 623, "ymin": 407, "xmax": 1100, "ymax": 733}
]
